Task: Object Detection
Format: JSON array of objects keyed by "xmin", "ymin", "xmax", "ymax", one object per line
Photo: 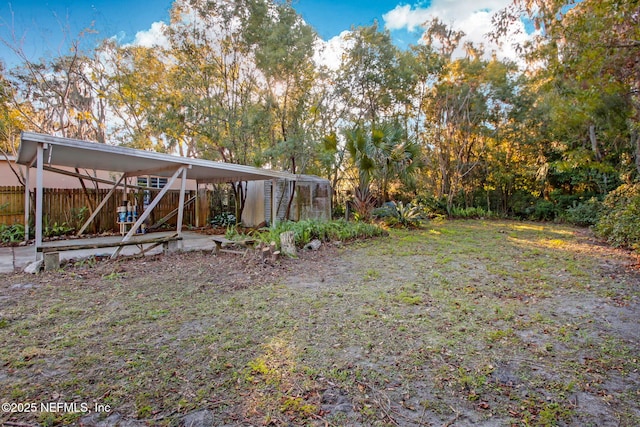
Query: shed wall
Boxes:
[{"xmin": 241, "ymin": 178, "xmax": 332, "ymax": 226}]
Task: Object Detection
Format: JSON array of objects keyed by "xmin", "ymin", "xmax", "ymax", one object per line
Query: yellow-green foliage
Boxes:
[{"xmin": 595, "ymin": 183, "xmax": 640, "ymax": 251}]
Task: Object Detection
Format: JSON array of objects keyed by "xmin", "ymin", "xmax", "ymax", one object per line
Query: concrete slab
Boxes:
[
  {"xmin": 0, "ymin": 245, "xmax": 35, "ymax": 274},
  {"xmin": 0, "ymin": 231, "xmax": 217, "ymax": 274},
  {"xmin": 0, "ymin": 246, "xmax": 16, "ymax": 273}
]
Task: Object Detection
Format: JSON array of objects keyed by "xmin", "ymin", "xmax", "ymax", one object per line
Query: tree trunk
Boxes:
[
  {"xmin": 634, "ymin": 130, "xmax": 640, "ymax": 177},
  {"xmin": 280, "ymin": 230, "xmax": 297, "ymax": 257},
  {"xmin": 589, "ymin": 124, "xmax": 602, "ymax": 161},
  {"xmin": 285, "ymin": 156, "xmax": 296, "ymax": 220},
  {"xmin": 232, "ymin": 181, "xmax": 247, "ymax": 225},
  {"xmin": 1, "ymin": 150, "xmax": 26, "ymax": 186}
]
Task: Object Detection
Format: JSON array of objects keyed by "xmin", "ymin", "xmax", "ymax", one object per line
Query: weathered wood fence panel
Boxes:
[
  {"xmin": 0, "ymin": 186, "xmax": 24, "ymax": 226},
  {"xmin": 138, "ymin": 189, "xmax": 197, "ymax": 228},
  {"xmin": 0, "ymin": 186, "xmax": 200, "ymax": 233}
]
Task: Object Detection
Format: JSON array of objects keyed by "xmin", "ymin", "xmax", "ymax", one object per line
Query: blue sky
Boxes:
[
  {"xmin": 0, "ymin": 0, "xmax": 173, "ymax": 64},
  {"xmin": 1, "ymin": 0, "xmax": 397, "ymax": 46},
  {"xmin": 0, "ymin": 0, "xmax": 526, "ymax": 67},
  {"xmin": 296, "ymin": 1, "xmax": 415, "ymax": 39}
]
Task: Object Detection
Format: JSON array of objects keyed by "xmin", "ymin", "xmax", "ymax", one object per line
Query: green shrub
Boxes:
[
  {"xmin": 332, "ymin": 203, "xmax": 345, "ymax": 219},
  {"xmin": 508, "ymin": 190, "xmax": 545, "ymax": 219},
  {"xmin": 551, "ymin": 192, "xmax": 590, "ymax": 213},
  {"xmin": 374, "ymin": 201, "xmax": 427, "ymax": 227},
  {"xmin": 252, "ymin": 219, "xmax": 386, "ymax": 249},
  {"xmin": 415, "ymin": 195, "xmax": 448, "ymax": 217},
  {"xmin": 0, "ymin": 224, "xmax": 25, "ymax": 243},
  {"xmin": 449, "ymin": 206, "xmax": 494, "ymax": 219},
  {"xmin": 594, "ymin": 183, "xmax": 640, "ymax": 251},
  {"xmin": 391, "ymin": 201, "xmax": 426, "ymax": 227},
  {"xmin": 530, "ymin": 199, "xmax": 557, "ymax": 221},
  {"xmin": 372, "ymin": 204, "xmax": 395, "ymax": 219},
  {"xmin": 211, "ymin": 213, "xmax": 236, "ymax": 226},
  {"xmin": 562, "ymin": 197, "xmax": 603, "ymax": 226},
  {"xmin": 43, "ymin": 221, "xmax": 74, "ymax": 237}
]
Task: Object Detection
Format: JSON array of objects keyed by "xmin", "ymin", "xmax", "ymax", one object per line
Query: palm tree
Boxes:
[{"xmin": 346, "ymin": 122, "xmax": 422, "ymax": 219}]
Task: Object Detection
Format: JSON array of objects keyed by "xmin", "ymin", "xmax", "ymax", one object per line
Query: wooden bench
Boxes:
[
  {"xmin": 37, "ymin": 234, "xmax": 183, "ymax": 270},
  {"xmin": 211, "ymin": 235, "xmax": 256, "ymax": 255}
]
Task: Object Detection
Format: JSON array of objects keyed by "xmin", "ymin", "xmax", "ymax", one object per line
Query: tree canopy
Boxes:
[{"xmin": 0, "ymin": 0, "xmax": 638, "ymax": 223}]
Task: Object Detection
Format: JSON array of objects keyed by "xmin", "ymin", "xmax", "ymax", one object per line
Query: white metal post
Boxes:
[
  {"xmin": 35, "ymin": 143, "xmax": 44, "ymax": 258},
  {"xmin": 271, "ymin": 178, "xmax": 277, "ymax": 228},
  {"xmin": 110, "ymin": 166, "xmax": 187, "ymax": 259},
  {"xmin": 119, "ymin": 166, "xmax": 186, "ymax": 243},
  {"xmin": 76, "ymin": 173, "xmax": 125, "ymax": 236},
  {"xmin": 24, "ymin": 166, "xmax": 30, "ymax": 243},
  {"xmin": 176, "ymin": 167, "xmax": 188, "ymax": 235}
]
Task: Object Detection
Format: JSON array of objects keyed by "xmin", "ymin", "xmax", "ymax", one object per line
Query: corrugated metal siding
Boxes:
[
  {"xmin": 264, "ymin": 179, "xmax": 291, "ymax": 225},
  {"xmin": 263, "ymin": 178, "xmax": 332, "ymax": 224}
]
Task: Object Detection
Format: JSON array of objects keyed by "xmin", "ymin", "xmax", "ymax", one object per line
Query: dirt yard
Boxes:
[{"xmin": 0, "ymin": 220, "xmax": 639, "ymax": 426}]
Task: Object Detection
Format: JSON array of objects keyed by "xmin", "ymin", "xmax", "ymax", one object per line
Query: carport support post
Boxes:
[
  {"xmin": 112, "ymin": 166, "xmax": 188, "ymax": 258},
  {"xmin": 176, "ymin": 167, "xmax": 188, "ymax": 234},
  {"xmin": 76, "ymin": 173, "xmax": 125, "ymax": 236},
  {"xmin": 195, "ymin": 181, "xmax": 200, "ymax": 227},
  {"xmin": 271, "ymin": 178, "xmax": 278, "ymax": 228},
  {"xmin": 24, "ymin": 166, "xmax": 29, "ymax": 243},
  {"xmin": 35, "ymin": 143, "xmax": 45, "ymax": 259}
]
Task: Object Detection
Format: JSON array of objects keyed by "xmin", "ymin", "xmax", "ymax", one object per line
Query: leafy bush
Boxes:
[
  {"xmin": 529, "ymin": 199, "xmax": 557, "ymax": 221},
  {"xmin": 551, "ymin": 192, "xmax": 590, "ymax": 213},
  {"xmin": 211, "ymin": 213, "xmax": 236, "ymax": 227},
  {"xmin": 381, "ymin": 201, "xmax": 427, "ymax": 227},
  {"xmin": 332, "ymin": 203, "xmax": 345, "ymax": 219},
  {"xmin": 449, "ymin": 206, "xmax": 494, "ymax": 219},
  {"xmin": 351, "ymin": 186, "xmax": 376, "ymax": 221},
  {"xmin": 224, "ymin": 225, "xmax": 246, "ymax": 241},
  {"xmin": 253, "ymin": 219, "xmax": 386, "ymax": 249},
  {"xmin": 509, "ymin": 191, "xmax": 538, "ymax": 218},
  {"xmin": 415, "ymin": 195, "xmax": 448, "ymax": 217},
  {"xmin": 372, "ymin": 204, "xmax": 396, "ymax": 219},
  {"xmin": 562, "ymin": 197, "xmax": 603, "ymax": 226},
  {"xmin": 0, "ymin": 224, "xmax": 25, "ymax": 243},
  {"xmin": 594, "ymin": 183, "xmax": 640, "ymax": 250},
  {"xmin": 44, "ymin": 221, "xmax": 74, "ymax": 237}
]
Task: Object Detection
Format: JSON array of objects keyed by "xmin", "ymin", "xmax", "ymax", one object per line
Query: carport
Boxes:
[{"xmin": 16, "ymin": 132, "xmax": 296, "ymax": 259}]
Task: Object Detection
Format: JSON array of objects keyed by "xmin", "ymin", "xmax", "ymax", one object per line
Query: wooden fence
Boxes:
[
  {"xmin": 0, "ymin": 186, "xmax": 200, "ymax": 234},
  {"xmin": 0, "ymin": 186, "xmax": 24, "ymax": 226}
]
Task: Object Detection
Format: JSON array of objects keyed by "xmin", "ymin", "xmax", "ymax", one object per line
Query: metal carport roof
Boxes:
[{"xmin": 17, "ymin": 132, "xmax": 296, "ymax": 183}]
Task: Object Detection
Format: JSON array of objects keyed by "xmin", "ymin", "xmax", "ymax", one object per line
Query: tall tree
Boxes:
[
  {"xmin": 244, "ymin": 0, "xmax": 317, "ymax": 217},
  {"xmin": 8, "ymin": 43, "xmax": 107, "ymax": 142},
  {"xmin": 0, "ymin": 65, "xmax": 27, "ymax": 185},
  {"xmin": 102, "ymin": 40, "xmax": 177, "ymax": 152},
  {"xmin": 245, "ymin": 0, "xmax": 317, "ymax": 173},
  {"xmin": 417, "ymin": 21, "xmax": 487, "ymax": 212},
  {"xmin": 493, "ymin": 0, "xmax": 640, "ymax": 177},
  {"xmin": 346, "ymin": 122, "xmax": 422, "ymax": 217},
  {"xmin": 335, "ymin": 23, "xmax": 405, "ymax": 126}
]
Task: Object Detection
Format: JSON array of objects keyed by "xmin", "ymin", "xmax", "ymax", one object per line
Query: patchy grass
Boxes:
[{"xmin": 0, "ymin": 220, "xmax": 639, "ymax": 426}]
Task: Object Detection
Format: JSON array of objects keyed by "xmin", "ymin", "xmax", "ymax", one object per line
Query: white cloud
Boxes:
[
  {"xmin": 312, "ymin": 0, "xmax": 531, "ymax": 70},
  {"xmin": 131, "ymin": 21, "xmax": 170, "ymax": 49},
  {"xmin": 382, "ymin": 1, "xmax": 531, "ymax": 62},
  {"xmin": 313, "ymin": 30, "xmax": 353, "ymax": 70},
  {"xmin": 128, "ymin": 1, "xmax": 244, "ymax": 51},
  {"xmin": 383, "ymin": 4, "xmax": 432, "ymax": 32}
]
